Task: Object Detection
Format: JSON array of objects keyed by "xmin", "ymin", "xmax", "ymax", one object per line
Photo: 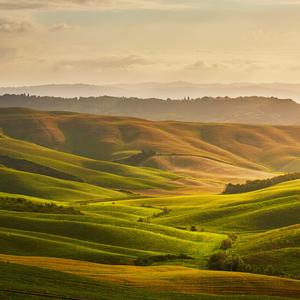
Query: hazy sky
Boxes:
[{"xmin": 1, "ymin": 0, "xmax": 300, "ymax": 86}]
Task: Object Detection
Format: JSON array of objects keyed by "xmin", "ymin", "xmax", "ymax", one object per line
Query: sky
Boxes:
[{"xmin": 1, "ymin": 0, "xmax": 300, "ymax": 86}]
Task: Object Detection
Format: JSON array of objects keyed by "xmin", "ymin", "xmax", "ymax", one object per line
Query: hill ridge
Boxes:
[{"xmin": 1, "ymin": 94, "xmax": 300, "ymax": 125}]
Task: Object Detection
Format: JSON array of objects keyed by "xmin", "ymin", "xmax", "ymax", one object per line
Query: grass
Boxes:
[
  {"xmin": 0, "ymin": 262, "xmax": 293, "ymax": 300},
  {"xmin": 3, "ymin": 108, "xmax": 293, "ymax": 192},
  {"xmin": 0, "ymin": 136, "xmax": 179, "ymax": 193},
  {"xmin": 234, "ymin": 225, "xmax": 300, "ymax": 277},
  {"xmin": 120, "ymin": 179, "xmax": 300, "ymax": 231},
  {"xmin": 0, "ymin": 255, "xmax": 299, "ymax": 299},
  {"xmin": 0, "ymin": 171, "xmax": 299, "ymax": 274},
  {"xmin": 0, "ymin": 166, "xmax": 126, "ymax": 202},
  {"xmin": 0, "ymin": 210, "xmax": 225, "ymax": 266},
  {"xmin": 0, "ymin": 108, "xmax": 300, "ymax": 299}
]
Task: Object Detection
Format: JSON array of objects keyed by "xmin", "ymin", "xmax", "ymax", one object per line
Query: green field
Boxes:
[
  {"xmin": 0, "ymin": 109, "xmax": 299, "ymax": 299},
  {"xmin": 1, "ymin": 262, "xmax": 297, "ymax": 300}
]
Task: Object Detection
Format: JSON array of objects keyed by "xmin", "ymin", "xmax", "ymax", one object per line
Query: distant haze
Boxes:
[
  {"xmin": 1, "ymin": 82, "xmax": 300, "ymax": 102},
  {"xmin": 1, "ymin": 94, "xmax": 300, "ymax": 125}
]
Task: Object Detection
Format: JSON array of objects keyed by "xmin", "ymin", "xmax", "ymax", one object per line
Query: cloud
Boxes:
[
  {"xmin": 0, "ymin": 47, "xmax": 16, "ymax": 59},
  {"xmin": 0, "ymin": 0, "xmax": 188, "ymax": 11},
  {"xmin": 185, "ymin": 60, "xmax": 229, "ymax": 72},
  {"xmin": 56, "ymin": 55, "xmax": 154, "ymax": 71},
  {"xmin": 49, "ymin": 23, "xmax": 77, "ymax": 31},
  {"xmin": 0, "ymin": 17, "xmax": 33, "ymax": 33},
  {"xmin": 1, "ymin": 0, "xmax": 300, "ymax": 12}
]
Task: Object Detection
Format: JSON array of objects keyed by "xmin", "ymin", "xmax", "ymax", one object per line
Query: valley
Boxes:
[{"xmin": 0, "ymin": 108, "xmax": 299, "ymax": 299}]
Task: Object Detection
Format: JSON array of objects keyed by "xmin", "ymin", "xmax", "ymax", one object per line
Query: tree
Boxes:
[
  {"xmin": 222, "ymin": 254, "xmax": 245, "ymax": 272},
  {"xmin": 208, "ymin": 252, "xmax": 227, "ymax": 270},
  {"xmin": 220, "ymin": 239, "xmax": 232, "ymax": 250},
  {"xmin": 190, "ymin": 225, "xmax": 198, "ymax": 232}
]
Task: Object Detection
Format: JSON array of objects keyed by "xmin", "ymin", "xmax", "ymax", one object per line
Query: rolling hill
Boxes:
[
  {"xmin": 0, "ymin": 261, "xmax": 297, "ymax": 300},
  {"xmin": 3, "ymin": 82, "xmax": 300, "ymax": 100},
  {"xmin": 1, "ymin": 255, "xmax": 300, "ymax": 299},
  {"xmin": 1, "ymin": 94, "xmax": 300, "ymax": 125},
  {"xmin": 0, "ymin": 174, "xmax": 299, "ymax": 274},
  {"xmin": 0, "ymin": 134, "xmax": 180, "ymax": 197},
  {"xmin": 3, "ymin": 108, "xmax": 300, "ymax": 191},
  {"xmin": 0, "ymin": 107, "xmax": 299, "ymax": 299},
  {"xmin": 235, "ymin": 225, "xmax": 300, "ymax": 277}
]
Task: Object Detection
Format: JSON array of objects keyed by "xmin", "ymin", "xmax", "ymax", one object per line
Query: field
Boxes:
[
  {"xmin": 0, "ymin": 109, "xmax": 299, "ymax": 299},
  {"xmin": 2, "ymin": 107, "xmax": 294, "ymax": 192}
]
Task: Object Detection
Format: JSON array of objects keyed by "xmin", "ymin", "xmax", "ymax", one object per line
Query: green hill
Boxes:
[
  {"xmin": 0, "ymin": 209, "xmax": 225, "ymax": 266},
  {"xmin": 0, "ymin": 135, "xmax": 180, "ymax": 196},
  {"xmin": 0, "ymin": 166, "xmax": 126, "ymax": 202},
  {"xmin": 235, "ymin": 225, "xmax": 300, "ymax": 277},
  {"xmin": 0, "ymin": 255, "xmax": 299, "ymax": 300},
  {"xmin": 121, "ymin": 179, "xmax": 300, "ymax": 232},
  {"xmin": 0, "ymin": 108, "xmax": 300, "ymax": 299},
  {"xmin": 2, "ymin": 108, "xmax": 300, "ymax": 175},
  {"xmin": 4, "ymin": 108, "xmax": 295, "ymax": 192}
]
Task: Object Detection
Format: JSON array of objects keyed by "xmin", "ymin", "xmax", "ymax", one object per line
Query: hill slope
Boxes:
[
  {"xmin": 122, "ymin": 179, "xmax": 300, "ymax": 231},
  {"xmin": 0, "ymin": 134, "xmax": 180, "ymax": 196},
  {"xmin": 0, "ymin": 107, "xmax": 299, "ymax": 298},
  {"xmin": 0, "ymin": 261, "xmax": 295, "ymax": 300},
  {"xmin": 1, "ymin": 255, "xmax": 300, "ymax": 299},
  {"xmin": 235, "ymin": 225, "xmax": 300, "ymax": 277},
  {"xmin": 3, "ymin": 108, "xmax": 300, "ymax": 190},
  {"xmin": 1, "ymin": 94, "xmax": 300, "ymax": 124}
]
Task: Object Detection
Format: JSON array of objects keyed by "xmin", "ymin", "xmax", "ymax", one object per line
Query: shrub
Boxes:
[
  {"xmin": 176, "ymin": 226, "xmax": 187, "ymax": 230},
  {"xmin": 220, "ymin": 239, "xmax": 232, "ymax": 250},
  {"xmin": 228, "ymin": 233, "xmax": 238, "ymax": 242},
  {"xmin": 208, "ymin": 252, "xmax": 245, "ymax": 272},
  {"xmin": 0, "ymin": 197, "xmax": 81, "ymax": 215},
  {"xmin": 208, "ymin": 252, "xmax": 227, "ymax": 270},
  {"xmin": 190, "ymin": 225, "xmax": 198, "ymax": 232},
  {"xmin": 134, "ymin": 254, "xmax": 193, "ymax": 266},
  {"xmin": 223, "ymin": 254, "xmax": 245, "ymax": 271}
]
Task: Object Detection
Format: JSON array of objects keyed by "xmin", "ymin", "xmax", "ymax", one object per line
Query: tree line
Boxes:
[
  {"xmin": 223, "ymin": 173, "xmax": 300, "ymax": 194},
  {"xmin": 0, "ymin": 197, "xmax": 81, "ymax": 215}
]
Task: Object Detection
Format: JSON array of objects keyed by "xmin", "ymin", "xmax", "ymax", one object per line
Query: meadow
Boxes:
[{"xmin": 0, "ymin": 109, "xmax": 299, "ymax": 299}]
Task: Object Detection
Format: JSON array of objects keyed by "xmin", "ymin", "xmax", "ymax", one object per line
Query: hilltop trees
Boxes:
[{"xmin": 223, "ymin": 173, "xmax": 300, "ymax": 194}]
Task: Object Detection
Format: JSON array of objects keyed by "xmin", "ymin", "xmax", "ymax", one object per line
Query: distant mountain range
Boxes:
[
  {"xmin": 0, "ymin": 94, "xmax": 300, "ymax": 125},
  {"xmin": 1, "ymin": 82, "xmax": 300, "ymax": 101}
]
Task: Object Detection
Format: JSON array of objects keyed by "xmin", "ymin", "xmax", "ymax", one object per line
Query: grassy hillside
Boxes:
[
  {"xmin": 120, "ymin": 179, "xmax": 300, "ymax": 231},
  {"xmin": 0, "ymin": 209, "xmax": 225, "ymax": 266},
  {"xmin": 0, "ymin": 107, "xmax": 299, "ymax": 299},
  {"xmin": 0, "ymin": 179, "xmax": 299, "ymax": 269},
  {"xmin": 0, "ymin": 262, "xmax": 295, "ymax": 300},
  {"xmin": 1, "ymin": 108, "xmax": 300, "ymax": 174},
  {"xmin": 0, "ymin": 166, "xmax": 127, "ymax": 202},
  {"xmin": 235, "ymin": 225, "xmax": 300, "ymax": 277},
  {"xmin": 0, "ymin": 135, "xmax": 179, "ymax": 193},
  {"xmin": 7, "ymin": 108, "xmax": 300, "ymax": 191}
]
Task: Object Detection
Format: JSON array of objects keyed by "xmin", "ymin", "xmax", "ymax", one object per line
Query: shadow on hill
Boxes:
[{"xmin": 0, "ymin": 155, "xmax": 83, "ymax": 183}]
